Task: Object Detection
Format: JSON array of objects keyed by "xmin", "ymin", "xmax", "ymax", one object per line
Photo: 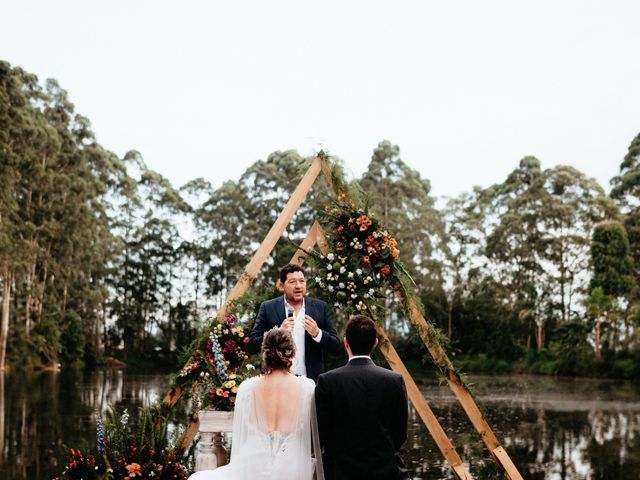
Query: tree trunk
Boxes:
[
  {"xmin": 0, "ymin": 269, "xmax": 12, "ymax": 372},
  {"xmin": 447, "ymin": 300, "xmax": 452, "ymax": 341},
  {"xmin": 595, "ymin": 317, "xmax": 601, "ymax": 361}
]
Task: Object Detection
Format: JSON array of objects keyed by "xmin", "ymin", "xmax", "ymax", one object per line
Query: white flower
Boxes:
[
  {"xmin": 328, "ymin": 285, "xmax": 334, "ymax": 292},
  {"xmin": 351, "ymin": 293, "xmax": 357, "ymax": 299},
  {"xmin": 326, "ymin": 273, "xmax": 333, "ymax": 280},
  {"xmin": 339, "ymin": 266, "xmax": 346, "ymax": 274},
  {"xmin": 327, "ymin": 253, "xmax": 335, "ymax": 261},
  {"xmin": 327, "ymin": 264, "xmax": 333, "ymax": 270},
  {"xmin": 339, "ymin": 282, "xmax": 345, "ymax": 289},
  {"xmin": 246, "ymin": 364, "xmax": 255, "ymax": 371},
  {"xmin": 356, "ymin": 269, "xmax": 363, "ymax": 275},
  {"xmin": 366, "ymin": 276, "xmax": 373, "ymax": 282},
  {"xmin": 364, "ymin": 293, "xmax": 370, "ymax": 299},
  {"xmin": 315, "ymin": 276, "xmax": 321, "ymax": 283},
  {"xmin": 347, "ymin": 272, "xmax": 354, "ymax": 279},
  {"xmin": 369, "ymin": 288, "xmax": 375, "ymax": 295}
]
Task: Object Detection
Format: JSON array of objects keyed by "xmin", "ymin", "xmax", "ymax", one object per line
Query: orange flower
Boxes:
[
  {"xmin": 356, "ymin": 214, "xmax": 372, "ymax": 231},
  {"xmin": 391, "ymin": 247, "xmax": 400, "ymax": 259},
  {"xmin": 337, "ymin": 191, "xmax": 346, "ymax": 200},
  {"xmin": 125, "ymin": 463, "xmax": 141, "ymax": 476},
  {"xmin": 379, "ymin": 265, "xmax": 391, "ymax": 275},
  {"xmin": 337, "ymin": 225, "xmax": 345, "ymax": 233},
  {"xmin": 361, "ymin": 255, "xmax": 370, "ymax": 266}
]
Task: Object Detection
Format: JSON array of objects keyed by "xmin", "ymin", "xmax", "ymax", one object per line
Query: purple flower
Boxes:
[{"xmin": 222, "ymin": 340, "xmax": 237, "ymax": 352}]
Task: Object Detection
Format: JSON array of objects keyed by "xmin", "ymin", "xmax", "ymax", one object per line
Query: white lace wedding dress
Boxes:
[{"xmin": 190, "ymin": 376, "xmax": 324, "ymax": 480}]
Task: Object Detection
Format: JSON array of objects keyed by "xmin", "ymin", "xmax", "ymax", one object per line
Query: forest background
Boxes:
[{"xmin": 2, "ymin": 61, "xmax": 640, "ymax": 379}]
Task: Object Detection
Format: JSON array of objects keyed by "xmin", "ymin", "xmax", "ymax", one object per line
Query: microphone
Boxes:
[{"xmin": 286, "ymin": 306, "xmax": 295, "ymax": 319}]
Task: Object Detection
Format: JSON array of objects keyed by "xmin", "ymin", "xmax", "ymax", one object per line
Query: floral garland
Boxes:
[
  {"xmin": 308, "ymin": 193, "xmax": 411, "ymax": 314},
  {"xmin": 177, "ymin": 313, "xmax": 255, "ymax": 412}
]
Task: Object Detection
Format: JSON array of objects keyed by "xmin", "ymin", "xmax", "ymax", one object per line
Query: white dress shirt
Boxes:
[{"xmin": 284, "ymin": 296, "xmax": 322, "ymax": 376}]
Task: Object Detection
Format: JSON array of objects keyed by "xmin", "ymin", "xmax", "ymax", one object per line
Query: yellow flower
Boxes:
[
  {"xmin": 229, "ymin": 373, "xmax": 237, "ymax": 380},
  {"xmin": 232, "ymin": 386, "xmax": 238, "ymax": 393},
  {"xmin": 224, "ymin": 380, "xmax": 236, "ymax": 388}
]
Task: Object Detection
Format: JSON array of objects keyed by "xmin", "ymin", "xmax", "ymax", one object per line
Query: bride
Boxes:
[{"xmin": 189, "ymin": 327, "xmax": 324, "ymax": 480}]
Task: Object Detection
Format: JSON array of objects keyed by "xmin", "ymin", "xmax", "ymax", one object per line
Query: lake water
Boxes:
[{"xmin": 0, "ymin": 370, "xmax": 639, "ymax": 479}]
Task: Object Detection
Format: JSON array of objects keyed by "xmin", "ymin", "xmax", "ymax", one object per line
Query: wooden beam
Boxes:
[
  {"xmin": 169, "ymin": 160, "xmax": 323, "ymax": 448},
  {"xmin": 214, "ymin": 156, "xmax": 323, "ymax": 323},
  {"xmin": 289, "ymin": 221, "xmax": 320, "ymax": 265},
  {"xmin": 377, "ymin": 326, "xmax": 473, "ymax": 480},
  {"xmin": 399, "ymin": 293, "xmax": 524, "ymax": 480}
]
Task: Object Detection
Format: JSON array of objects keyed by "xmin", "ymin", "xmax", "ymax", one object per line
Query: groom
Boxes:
[
  {"xmin": 315, "ymin": 315, "xmax": 410, "ymax": 480},
  {"xmin": 247, "ymin": 263, "xmax": 341, "ymax": 381}
]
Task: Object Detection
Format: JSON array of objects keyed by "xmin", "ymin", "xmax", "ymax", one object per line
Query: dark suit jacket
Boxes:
[
  {"xmin": 315, "ymin": 357, "xmax": 410, "ymax": 480},
  {"xmin": 247, "ymin": 296, "xmax": 341, "ymax": 381}
]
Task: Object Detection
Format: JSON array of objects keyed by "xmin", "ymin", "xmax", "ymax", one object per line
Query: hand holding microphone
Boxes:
[{"xmin": 282, "ymin": 306, "xmax": 295, "ymax": 331}]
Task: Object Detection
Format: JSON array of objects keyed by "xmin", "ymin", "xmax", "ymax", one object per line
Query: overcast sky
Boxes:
[{"xmin": 2, "ymin": 1, "xmax": 639, "ymax": 198}]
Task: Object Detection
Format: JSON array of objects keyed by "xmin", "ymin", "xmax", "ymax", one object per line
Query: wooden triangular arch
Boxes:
[{"xmin": 163, "ymin": 156, "xmax": 523, "ymax": 480}]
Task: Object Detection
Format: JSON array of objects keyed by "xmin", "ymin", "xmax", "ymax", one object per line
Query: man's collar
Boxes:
[
  {"xmin": 348, "ymin": 355, "xmax": 371, "ymax": 362},
  {"xmin": 284, "ymin": 295, "xmax": 305, "ymax": 309}
]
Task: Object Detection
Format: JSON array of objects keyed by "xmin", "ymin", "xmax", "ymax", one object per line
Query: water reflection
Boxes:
[
  {"xmin": 0, "ymin": 368, "xmax": 179, "ymax": 480},
  {"xmin": 0, "ymin": 372, "xmax": 639, "ymax": 479},
  {"xmin": 402, "ymin": 375, "xmax": 640, "ymax": 479}
]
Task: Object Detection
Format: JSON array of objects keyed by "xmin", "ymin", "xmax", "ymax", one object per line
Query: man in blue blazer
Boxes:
[{"xmin": 247, "ymin": 264, "xmax": 341, "ymax": 381}]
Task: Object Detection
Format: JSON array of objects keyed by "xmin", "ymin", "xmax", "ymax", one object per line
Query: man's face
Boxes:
[{"xmin": 283, "ymin": 271, "xmax": 306, "ymax": 303}]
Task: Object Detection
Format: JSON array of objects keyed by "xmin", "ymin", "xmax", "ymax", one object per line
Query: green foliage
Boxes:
[
  {"xmin": 591, "ymin": 220, "xmax": 634, "ymax": 296},
  {"xmin": 60, "ymin": 311, "xmax": 86, "ymax": 365}
]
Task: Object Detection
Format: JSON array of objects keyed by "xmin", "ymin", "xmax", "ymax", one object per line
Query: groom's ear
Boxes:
[
  {"xmin": 373, "ymin": 338, "xmax": 379, "ymax": 350},
  {"xmin": 276, "ymin": 280, "xmax": 284, "ymax": 292}
]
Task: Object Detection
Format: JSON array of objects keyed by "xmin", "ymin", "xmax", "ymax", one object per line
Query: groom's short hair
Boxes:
[{"xmin": 345, "ymin": 315, "xmax": 377, "ymax": 355}]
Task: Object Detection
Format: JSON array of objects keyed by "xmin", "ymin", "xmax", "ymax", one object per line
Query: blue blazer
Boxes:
[{"xmin": 247, "ymin": 296, "xmax": 342, "ymax": 381}]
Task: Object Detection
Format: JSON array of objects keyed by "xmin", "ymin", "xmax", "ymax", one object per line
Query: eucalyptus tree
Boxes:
[
  {"xmin": 0, "ymin": 62, "xmax": 129, "ymax": 368},
  {"xmin": 483, "ymin": 157, "xmax": 547, "ymax": 349},
  {"xmin": 108, "ymin": 155, "xmax": 191, "ymax": 357},
  {"xmin": 589, "ymin": 221, "xmax": 635, "ymax": 358},
  {"xmin": 358, "ymin": 140, "xmax": 449, "ymax": 338},
  {"xmin": 610, "ymin": 132, "xmax": 640, "ymax": 285},
  {"xmin": 482, "ymin": 158, "xmax": 613, "ymax": 350}
]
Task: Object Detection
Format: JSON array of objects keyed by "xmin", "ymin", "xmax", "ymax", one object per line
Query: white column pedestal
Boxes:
[{"xmin": 194, "ymin": 410, "xmax": 234, "ymax": 472}]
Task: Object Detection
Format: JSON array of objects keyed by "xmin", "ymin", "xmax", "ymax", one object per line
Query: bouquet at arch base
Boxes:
[
  {"xmin": 177, "ymin": 313, "xmax": 256, "ymax": 412},
  {"xmin": 55, "ymin": 408, "xmax": 190, "ymax": 480}
]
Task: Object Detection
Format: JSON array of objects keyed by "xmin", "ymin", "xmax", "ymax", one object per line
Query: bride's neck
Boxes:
[{"xmin": 266, "ymin": 368, "xmax": 294, "ymax": 378}]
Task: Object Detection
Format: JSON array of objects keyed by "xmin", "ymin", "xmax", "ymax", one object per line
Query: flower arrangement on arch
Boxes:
[
  {"xmin": 322, "ymin": 195, "xmax": 401, "ymax": 276},
  {"xmin": 177, "ymin": 313, "xmax": 255, "ymax": 412},
  {"xmin": 307, "ymin": 194, "xmax": 412, "ymax": 314}
]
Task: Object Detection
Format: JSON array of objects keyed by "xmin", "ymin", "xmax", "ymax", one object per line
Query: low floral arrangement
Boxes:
[
  {"xmin": 56, "ymin": 408, "xmax": 189, "ymax": 480},
  {"xmin": 177, "ymin": 313, "xmax": 255, "ymax": 412},
  {"xmin": 309, "ymin": 193, "xmax": 411, "ymax": 314}
]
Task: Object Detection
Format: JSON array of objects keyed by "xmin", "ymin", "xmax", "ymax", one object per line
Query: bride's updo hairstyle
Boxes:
[{"xmin": 261, "ymin": 327, "xmax": 296, "ymax": 374}]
